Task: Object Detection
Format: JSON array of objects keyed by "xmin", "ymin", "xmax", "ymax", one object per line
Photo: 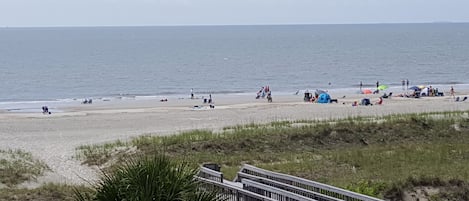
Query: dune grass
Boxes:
[
  {"xmin": 0, "ymin": 183, "xmax": 92, "ymax": 201},
  {"xmin": 0, "ymin": 149, "xmax": 49, "ymax": 187},
  {"xmin": 76, "ymin": 111, "xmax": 469, "ymax": 198},
  {"xmin": 75, "ymin": 139, "xmax": 131, "ymax": 166}
]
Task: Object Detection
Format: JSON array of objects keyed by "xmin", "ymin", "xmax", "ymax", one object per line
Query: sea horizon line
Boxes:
[{"xmin": 1, "ymin": 21, "xmax": 469, "ymax": 29}]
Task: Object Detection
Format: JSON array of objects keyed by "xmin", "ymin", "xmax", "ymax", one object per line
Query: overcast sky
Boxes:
[{"xmin": 1, "ymin": 0, "xmax": 469, "ymax": 27}]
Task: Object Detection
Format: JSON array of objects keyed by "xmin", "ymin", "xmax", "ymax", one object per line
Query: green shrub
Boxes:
[
  {"xmin": 346, "ymin": 180, "xmax": 387, "ymax": 197},
  {"xmin": 75, "ymin": 154, "xmax": 218, "ymax": 201}
]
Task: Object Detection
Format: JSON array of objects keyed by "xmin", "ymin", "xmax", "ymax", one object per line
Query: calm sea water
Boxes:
[{"xmin": 1, "ymin": 23, "xmax": 469, "ymax": 104}]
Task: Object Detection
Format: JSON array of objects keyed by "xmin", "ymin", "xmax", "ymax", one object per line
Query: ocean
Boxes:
[{"xmin": 1, "ymin": 23, "xmax": 469, "ymax": 109}]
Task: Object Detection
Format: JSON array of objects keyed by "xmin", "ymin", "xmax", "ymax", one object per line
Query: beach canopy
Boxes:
[
  {"xmin": 377, "ymin": 85, "xmax": 388, "ymax": 91},
  {"xmin": 317, "ymin": 93, "xmax": 331, "ymax": 104},
  {"xmin": 409, "ymin": 86, "xmax": 420, "ymax": 91},
  {"xmin": 315, "ymin": 89, "xmax": 327, "ymax": 96},
  {"xmin": 420, "ymin": 87, "xmax": 429, "ymax": 96},
  {"xmin": 362, "ymin": 89, "xmax": 372, "ymax": 94}
]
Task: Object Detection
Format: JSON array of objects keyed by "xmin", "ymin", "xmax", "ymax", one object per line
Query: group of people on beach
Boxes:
[
  {"xmin": 352, "ymin": 97, "xmax": 383, "ymax": 107},
  {"xmin": 82, "ymin": 99, "xmax": 93, "ymax": 104},
  {"xmin": 256, "ymin": 86, "xmax": 272, "ymax": 102},
  {"xmin": 190, "ymin": 89, "xmax": 215, "ymax": 109},
  {"xmin": 360, "ymin": 79, "xmax": 465, "ymax": 105},
  {"xmin": 303, "ymin": 90, "xmax": 318, "ymax": 102},
  {"xmin": 190, "ymin": 88, "xmax": 214, "ymax": 103},
  {"xmin": 36, "ymin": 84, "xmax": 463, "ymax": 114},
  {"xmin": 42, "ymin": 106, "xmax": 51, "ymax": 114},
  {"xmin": 203, "ymin": 94, "xmax": 213, "ymax": 104},
  {"xmin": 401, "ymin": 79, "xmax": 410, "ymax": 90}
]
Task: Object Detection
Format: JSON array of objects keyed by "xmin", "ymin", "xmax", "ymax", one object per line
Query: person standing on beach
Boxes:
[
  {"xmin": 267, "ymin": 91, "xmax": 272, "ymax": 103},
  {"xmin": 402, "ymin": 80, "xmax": 405, "ymax": 90},
  {"xmin": 406, "ymin": 79, "xmax": 409, "ymax": 90},
  {"xmin": 376, "ymin": 81, "xmax": 380, "ymax": 93},
  {"xmin": 360, "ymin": 81, "xmax": 363, "ymax": 91},
  {"xmin": 191, "ymin": 88, "xmax": 194, "ymax": 99},
  {"xmin": 450, "ymin": 86, "xmax": 455, "ymax": 99}
]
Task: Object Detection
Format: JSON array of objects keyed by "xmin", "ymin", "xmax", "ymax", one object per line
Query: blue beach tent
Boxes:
[{"xmin": 317, "ymin": 93, "xmax": 331, "ymax": 104}]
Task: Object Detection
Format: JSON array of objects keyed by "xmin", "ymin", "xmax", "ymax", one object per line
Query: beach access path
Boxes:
[{"xmin": 1, "ymin": 92, "xmax": 469, "ymax": 186}]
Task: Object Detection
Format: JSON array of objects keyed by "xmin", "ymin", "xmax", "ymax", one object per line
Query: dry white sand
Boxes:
[{"xmin": 1, "ymin": 91, "xmax": 469, "ymax": 186}]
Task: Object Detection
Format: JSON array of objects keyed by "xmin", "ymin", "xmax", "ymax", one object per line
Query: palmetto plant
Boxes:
[{"xmin": 75, "ymin": 155, "xmax": 219, "ymax": 201}]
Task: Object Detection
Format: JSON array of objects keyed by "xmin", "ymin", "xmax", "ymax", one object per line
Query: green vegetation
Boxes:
[
  {"xmin": 0, "ymin": 183, "xmax": 92, "ymax": 201},
  {"xmin": 76, "ymin": 111, "xmax": 469, "ymax": 199},
  {"xmin": 0, "ymin": 149, "xmax": 49, "ymax": 187},
  {"xmin": 75, "ymin": 154, "xmax": 218, "ymax": 201},
  {"xmin": 76, "ymin": 139, "xmax": 131, "ymax": 166}
]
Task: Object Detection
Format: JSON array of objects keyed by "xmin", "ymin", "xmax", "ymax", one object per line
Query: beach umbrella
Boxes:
[
  {"xmin": 377, "ymin": 85, "xmax": 388, "ymax": 91},
  {"xmin": 418, "ymin": 85, "xmax": 426, "ymax": 89},
  {"xmin": 362, "ymin": 89, "xmax": 372, "ymax": 94},
  {"xmin": 409, "ymin": 86, "xmax": 420, "ymax": 91}
]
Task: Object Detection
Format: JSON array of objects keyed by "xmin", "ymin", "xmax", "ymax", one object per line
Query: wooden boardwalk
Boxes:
[{"xmin": 198, "ymin": 164, "xmax": 384, "ymax": 201}]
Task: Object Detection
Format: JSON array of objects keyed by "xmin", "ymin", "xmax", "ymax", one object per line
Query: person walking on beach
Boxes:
[
  {"xmin": 402, "ymin": 80, "xmax": 405, "ymax": 90},
  {"xmin": 191, "ymin": 88, "xmax": 194, "ymax": 99},
  {"xmin": 360, "ymin": 81, "xmax": 363, "ymax": 91},
  {"xmin": 406, "ymin": 79, "xmax": 409, "ymax": 90}
]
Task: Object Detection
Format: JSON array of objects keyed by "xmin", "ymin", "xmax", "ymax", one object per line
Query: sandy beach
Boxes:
[{"xmin": 1, "ymin": 90, "xmax": 469, "ymax": 186}]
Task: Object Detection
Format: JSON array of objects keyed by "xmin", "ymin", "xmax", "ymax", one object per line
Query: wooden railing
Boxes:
[
  {"xmin": 198, "ymin": 166, "xmax": 224, "ymax": 183},
  {"xmin": 236, "ymin": 164, "xmax": 384, "ymax": 201},
  {"xmin": 242, "ymin": 179, "xmax": 318, "ymax": 201},
  {"xmin": 197, "ymin": 177, "xmax": 277, "ymax": 201},
  {"xmin": 238, "ymin": 172, "xmax": 342, "ymax": 201},
  {"xmin": 197, "ymin": 171, "xmax": 318, "ymax": 201}
]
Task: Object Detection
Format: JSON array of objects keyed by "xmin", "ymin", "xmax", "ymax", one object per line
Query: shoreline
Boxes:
[
  {"xmin": 2, "ymin": 83, "xmax": 469, "ymax": 114},
  {"xmin": 1, "ymin": 90, "xmax": 469, "ymax": 186}
]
